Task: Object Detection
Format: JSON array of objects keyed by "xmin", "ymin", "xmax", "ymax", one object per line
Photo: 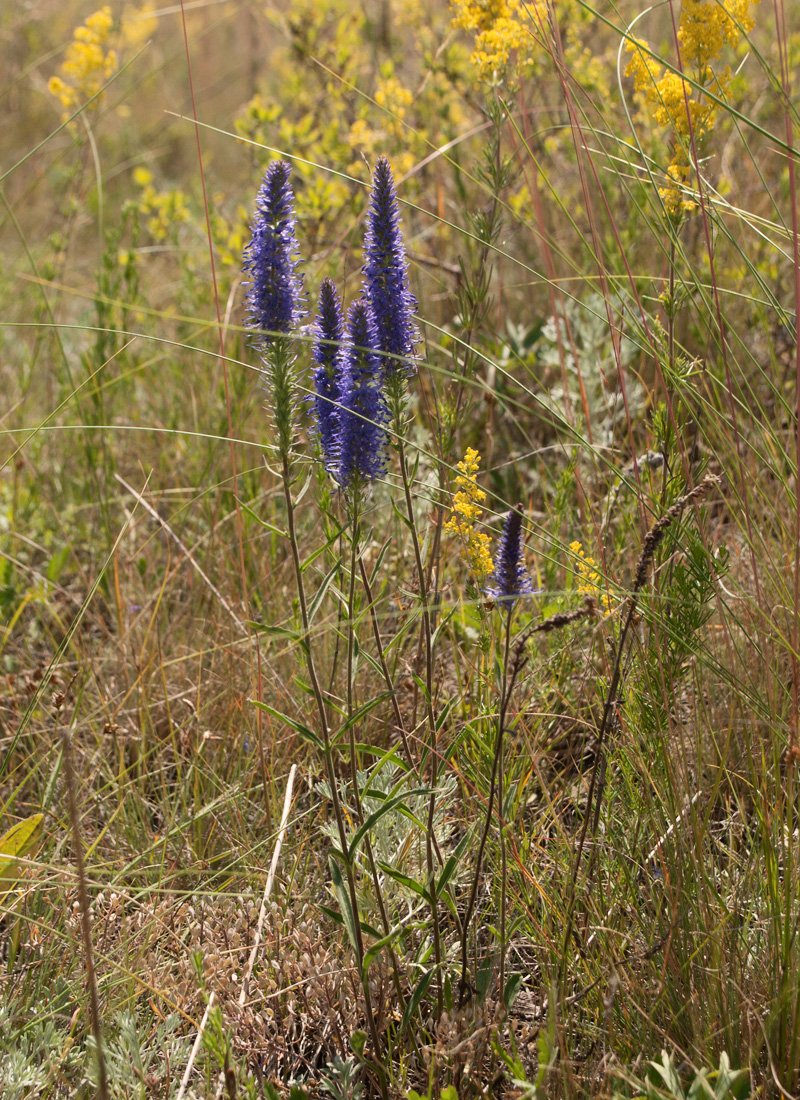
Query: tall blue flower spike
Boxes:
[
  {"xmin": 243, "ymin": 160, "xmax": 304, "ymax": 345},
  {"xmin": 362, "ymin": 156, "xmax": 419, "ymax": 379},
  {"xmin": 311, "ymin": 277, "xmax": 345, "ymax": 473},
  {"xmin": 336, "ymin": 301, "xmax": 389, "ymax": 491},
  {"xmin": 488, "ymin": 506, "xmax": 535, "ymax": 610}
]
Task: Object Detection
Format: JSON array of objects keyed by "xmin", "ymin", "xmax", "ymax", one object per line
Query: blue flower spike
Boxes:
[
  {"xmin": 243, "ymin": 160, "xmax": 304, "ymax": 346},
  {"xmin": 336, "ymin": 300, "xmax": 389, "ymax": 492},
  {"xmin": 311, "ymin": 277, "xmax": 345, "ymax": 474},
  {"xmin": 489, "ymin": 505, "xmax": 536, "ymax": 611},
  {"xmin": 362, "ymin": 156, "xmax": 419, "ymax": 383}
]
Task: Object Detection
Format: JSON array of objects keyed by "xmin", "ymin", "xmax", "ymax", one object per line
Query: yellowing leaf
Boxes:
[{"xmin": 0, "ymin": 813, "xmax": 45, "ymax": 895}]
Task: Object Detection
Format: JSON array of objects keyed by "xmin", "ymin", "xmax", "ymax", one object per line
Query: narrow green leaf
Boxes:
[
  {"xmin": 430, "ymin": 607, "xmax": 457, "ymax": 650},
  {"xmin": 318, "ymin": 904, "xmax": 344, "ymax": 928},
  {"xmin": 378, "ymin": 861, "xmax": 431, "ymax": 904},
  {"xmin": 330, "ymin": 693, "xmax": 394, "ymax": 749},
  {"xmin": 239, "ymin": 500, "xmax": 287, "ymax": 538},
  {"xmin": 361, "ymin": 923, "xmax": 403, "ymax": 982},
  {"xmin": 329, "ymin": 855, "xmax": 359, "ymax": 954},
  {"xmin": 351, "ymin": 742, "xmax": 409, "ymax": 773},
  {"xmin": 369, "ymin": 538, "xmax": 393, "ymax": 588},
  {"xmin": 348, "ymin": 788, "xmax": 428, "ymax": 861},
  {"xmin": 308, "ymin": 560, "xmax": 340, "ymax": 624},
  {"xmin": 504, "ymin": 972, "xmax": 524, "ymax": 1011},
  {"xmin": 391, "ymin": 498, "xmax": 413, "ymax": 530},
  {"xmin": 300, "ymin": 530, "xmax": 342, "ymax": 574},
  {"xmin": 250, "ymin": 701, "xmax": 323, "ymax": 750},
  {"xmin": 410, "ymin": 673, "xmax": 430, "ymax": 704},
  {"xmin": 294, "ymin": 468, "xmax": 314, "ymax": 506},
  {"xmin": 437, "ymin": 829, "xmax": 471, "ymax": 895},
  {"xmin": 246, "ymin": 622, "xmax": 300, "ymax": 641},
  {"xmin": 360, "ymin": 742, "xmax": 407, "ymax": 796},
  {"xmin": 399, "ymin": 969, "xmax": 435, "ymax": 1036},
  {"xmin": 435, "ymin": 695, "xmax": 456, "ymax": 731}
]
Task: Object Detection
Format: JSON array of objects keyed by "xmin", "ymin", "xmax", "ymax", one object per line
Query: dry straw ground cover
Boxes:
[{"xmin": 0, "ymin": 0, "xmax": 798, "ymax": 1096}]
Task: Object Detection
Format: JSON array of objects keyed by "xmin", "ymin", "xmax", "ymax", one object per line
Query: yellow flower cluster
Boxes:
[
  {"xmin": 375, "ymin": 76, "xmax": 414, "ymax": 140},
  {"xmin": 569, "ymin": 541, "xmax": 611, "ymax": 612},
  {"xmin": 48, "ymin": 7, "xmax": 117, "ymax": 120},
  {"xmin": 445, "ymin": 448, "xmax": 495, "ymax": 579},
  {"xmin": 451, "ymin": 0, "xmax": 536, "ymax": 83},
  {"xmin": 626, "ymin": 0, "xmax": 758, "ymax": 219},
  {"xmin": 678, "ymin": 0, "xmax": 757, "ymax": 70},
  {"xmin": 133, "ymin": 168, "xmax": 190, "ymax": 243},
  {"xmin": 121, "ymin": 3, "xmax": 158, "ymax": 48}
]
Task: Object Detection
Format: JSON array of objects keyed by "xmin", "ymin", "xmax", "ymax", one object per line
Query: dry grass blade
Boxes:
[
  {"xmin": 176, "ymin": 992, "xmax": 216, "ymax": 1100},
  {"xmin": 238, "ymin": 763, "xmax": 298, "ymax": 1008}
]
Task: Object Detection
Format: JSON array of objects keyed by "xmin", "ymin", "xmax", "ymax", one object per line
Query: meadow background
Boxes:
[{"xmin": 1, "ymin": 0, "xmax": 799, "ymax": 1096}]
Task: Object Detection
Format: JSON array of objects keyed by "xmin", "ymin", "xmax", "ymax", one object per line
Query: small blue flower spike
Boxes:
[
  {"xmin": 362, "ymin": 156, "xmax": 419, "ymax": 379},
  {"xmin": 311, "ymin": 277, "xmax": 345, "ymax": 473},
  {"xmin": 243, "ymin": 160, "xmax": 304, "ymax": 345},
  {"xmin": 488, "ymin": 505, "xmax": 536, "ymax": 610},
  {"xmin": 336, "ymin": 301, "xmax": 389, "ymax": 491}
]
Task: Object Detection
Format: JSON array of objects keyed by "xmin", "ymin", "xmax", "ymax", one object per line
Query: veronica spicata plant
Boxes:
[
  {"xmin": 244, "ymin": 166, "xmax": 389, "ymax": 1094},
  {"xmin": 359, "ymin": 157, "xmax": 448, "ymax": 1012},
  {"xmin": 461, "ymin": 504, "xmax": 536, "ymax": 1004}
]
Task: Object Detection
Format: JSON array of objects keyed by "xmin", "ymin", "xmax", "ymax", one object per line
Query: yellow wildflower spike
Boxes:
[{"xmin": 445, "ymin": 448, "xmax": 494, "ymax": 579}]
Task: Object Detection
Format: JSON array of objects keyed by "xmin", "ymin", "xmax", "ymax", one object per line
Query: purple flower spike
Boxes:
[
  {"xmin": 336, "ymin": 301, "xmax": 389, "ymax": 491},
  {"xmin": 488, "ymin": 506, "xmax": 535, "ymax": 610},
  {"xmin": 311, "ymin": 278, "xmax": 345, "ymax": 473},
  {"xmin": 243, "ymin": 161, "xmax": 304, "ymax": 345},
  {"xmin": 362, "ymin": 156, "xmax": 419, "ymax": 379}
]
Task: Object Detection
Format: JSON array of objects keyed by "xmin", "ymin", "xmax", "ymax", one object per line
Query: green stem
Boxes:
[
  {"xmin": 397, "ymin": 433, "xmax": 444, "ymax": 1021},
  {"xmin": 358, "ymin": 554, "xmax": 418, "ymax": 776},
  {"xmin": 346, "ymin": 493, "xmax": 408, "ymax": 1016},
  {"xmin": 280, "ymin": 454, "xmax": 387, "ymax": 1094},
  {"xmin": 498, "ymin": 609, "xmax": 512, "ymax": 1004},
  {"xmin": 460, "ymin": 608, "xmax": 515, "ymax": 1004}
]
